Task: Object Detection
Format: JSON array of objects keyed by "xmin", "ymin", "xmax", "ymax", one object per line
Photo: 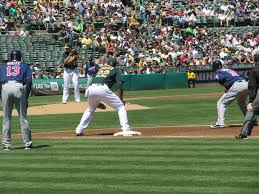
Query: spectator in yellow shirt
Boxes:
[
  {"xmin": 81, "ymin": 35, "xmax": 93, "ymax": 48},
  {"xmin": 137, "ymin": 57, "xmax": 146, "ymax": 68},
  {"xmin": 187, "ymin": 69, "xmax": 196, "ymax": 88},
  {"xmin": 34, "ymin": 3, "xmax": 41, "ymax": 13}
]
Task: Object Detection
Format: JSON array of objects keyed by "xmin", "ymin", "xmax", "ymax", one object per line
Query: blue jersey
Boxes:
[
  {"xmin": 216, "ymin": 68, "xmax": 245, "ymax": 88},
  {"xmin": 85, "ymin": 63, "xmax": 100, "ymax": 76},
  {"xmin": 0, "ymin": 61, "xmax": 32, "ymax": 85}
]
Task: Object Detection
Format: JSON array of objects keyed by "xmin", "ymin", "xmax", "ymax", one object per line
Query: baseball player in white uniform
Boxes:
[
  {"xmin": 62, "ymin": 45, "xmax": 80, "ymax": 104},
  {"xmin": 75, "ymin": 57, "xmax": 142, "ymax": 136}
]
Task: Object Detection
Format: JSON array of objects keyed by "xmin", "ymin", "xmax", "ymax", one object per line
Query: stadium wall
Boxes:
[{"xmin": 31, "ymin": 72, "xmax": 188, "ymax": 95}]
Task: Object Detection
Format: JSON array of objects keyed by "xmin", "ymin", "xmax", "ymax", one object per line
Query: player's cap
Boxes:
[{"xmin": 10, "ymin": 50, "xmax": 22, "ymax": 61}]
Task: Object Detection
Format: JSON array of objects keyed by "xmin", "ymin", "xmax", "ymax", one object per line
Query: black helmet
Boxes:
[
  {"xmin": 10, "ymin": 50, "xmax": 22, "ymax": 61},
  {"xmin": 212, "ymin": 60, "xmax": 222, "ymax": 71}
]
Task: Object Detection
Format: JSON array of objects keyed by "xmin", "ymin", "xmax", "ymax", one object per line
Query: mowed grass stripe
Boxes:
[
  {"xmin": 0, "ymin": 163, "xmax": 258, "ymax": 172},
  {"xmin": 1, "ymin": 152, "xmax": 259, "ymax": 161},
  {"xmin": 9, "ymin": 138, "xmax": 259, "ymax": 145},
  {"xmin": 4, "ymin": 141, "xmax": 259, "ymax": 151},
  {"xmin": 0, "ymin": 154, "xmax": 258, "ymax": 163},
  {"xmin": 0, "ymin": 181, "xmax": 257, "ymax": 194},
  {"xmin": 2, "ymin": 150, "xmax": 259, "ymax": 157},
  {"xmin": 1, "ymin": 167, "xmax": 258, "ymax": 178},
  {"xmin": 18, "ymin": 143, "xmax": 259, "ymax": 151},
  {"xmin": 0, "ymin": 172, "xmax": 258, "ymax": 189},
  {"xmin": 0, "ymin": 160, "xmax": 258, "ymax": 168},
  {"xmin": 30, "ymin": 138, "xmax": 259, "ymax": 146}
]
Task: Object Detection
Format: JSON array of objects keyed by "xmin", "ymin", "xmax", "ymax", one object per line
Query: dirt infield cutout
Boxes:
[{"xmin": 10, "ymin": 125, "xmax": 259, "ymax": 139}]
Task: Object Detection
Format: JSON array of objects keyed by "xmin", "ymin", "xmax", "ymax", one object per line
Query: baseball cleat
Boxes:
[
  {"xmin": 25, "ymin": 144, "xmax": 32, "ymax": 150},
  {"xmin": 75, "ymin": 132, "xmax": 84, "ymax": 136},
  {"xmin": 3, "ymin": 146, "xmax": 11, "ymax": 151},
  {"xmin": 113, "ymin": 130, "xmax": 142, "ymax": 137},
  {"xmin": 210, "ymin": 123, "xmax": 225, "ymax": 129},
  {"xmin": 235, "ymin": 134, "xmax": 248, "ymax": 139}
]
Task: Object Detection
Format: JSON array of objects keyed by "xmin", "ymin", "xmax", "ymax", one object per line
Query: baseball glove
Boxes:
[{"xmin": 97, "ymin": 103, "xmax": 106, "ymax": 110}]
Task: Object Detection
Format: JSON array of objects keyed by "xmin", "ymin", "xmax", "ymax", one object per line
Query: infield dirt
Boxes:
[{"xmin": 11, "ymin": 125, "xmax": 259, "ymax": 139}]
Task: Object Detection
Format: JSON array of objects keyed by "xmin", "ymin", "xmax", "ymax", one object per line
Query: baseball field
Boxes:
[{"xmin": 0, "ymin": 86, "xmax": 259, "ymax": 194}]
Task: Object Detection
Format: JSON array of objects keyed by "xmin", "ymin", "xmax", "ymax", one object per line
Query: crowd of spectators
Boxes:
[{"xmin": 0, "ymin": 0, "xmax": 258, "ymax": 77}]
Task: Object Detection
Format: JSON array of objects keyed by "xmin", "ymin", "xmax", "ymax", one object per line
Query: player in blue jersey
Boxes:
[
  {"xmin": 210, "ymin": 60, "xmax": 248, "ymax": 128},
  {"xmin": 84, "ymin": 56, "xmax": 100, "ymax": 96},
  {"xmin": 84, "ymin": 56, "xmax": 106, "ymax": 109},
  {"xmin": 0, "ymin": 50, "xmax": 32, "ymax": 150}
]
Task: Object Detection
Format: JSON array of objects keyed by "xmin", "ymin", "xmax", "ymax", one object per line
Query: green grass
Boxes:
[
  {"xmin": 1, "ymin": 86, "xmax": 258, "ymax": 194},
  {"xmin": 0, "ymin": 139, "xmax": 259, "ymax": 194},
  {"xmin": 6, "ymin": 88, "xmax": 245, "ymax": 133},
  {"xmin": 28, "ymin": 87, "xmax": 222, "ymax": 107}
]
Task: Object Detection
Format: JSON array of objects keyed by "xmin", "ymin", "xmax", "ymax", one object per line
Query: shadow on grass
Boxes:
[{"xmin": 14, "ymin": 145, "xmax": 50, "ymax": 150}]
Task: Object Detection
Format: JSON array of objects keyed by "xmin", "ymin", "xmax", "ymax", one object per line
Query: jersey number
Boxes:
[
  {"xmin": 96, "ymin": 66, "xmax": 113, "ymax": 78},
  {"xmin": 6, "ymin": 66, "xmax": 20, "ymax": 77}
]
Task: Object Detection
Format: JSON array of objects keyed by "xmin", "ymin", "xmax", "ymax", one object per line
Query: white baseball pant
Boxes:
[
  {"xmin": 62, "ymin": 68, "xmax": 80, "ymax": 103},
  {"xmin": 216, "ymin": 80, "xmax": 248, "ymax": 126},
  {"xmin": 76, "ymin": 84, "xmax": 131, "ymax": 134},
  {"xmin": 84, "ymin": 74, "xmax": 94, "ymax": 97}
]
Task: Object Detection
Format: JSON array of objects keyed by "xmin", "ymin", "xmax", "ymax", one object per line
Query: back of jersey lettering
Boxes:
[{"xmin": 6, "ymin": 61, "xmax": 21, "ymax": 77}]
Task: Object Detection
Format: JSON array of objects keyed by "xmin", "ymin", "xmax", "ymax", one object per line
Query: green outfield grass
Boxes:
[
  {"xmin": 0, "ymin": 139, "xmax": 259, "ymax": 194},
  {"xmin": 1, "ymin": 87, "xmax": 259, "ymax": 194},
  {"xmin": 28, "ymin": 87, "xmax": 223, "ymax": 107}
]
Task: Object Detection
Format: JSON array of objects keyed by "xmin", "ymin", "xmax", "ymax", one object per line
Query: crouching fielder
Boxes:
[
  {"xmin": 75, "ymin": 57, "xmax": 142, "ymax": 137},
  {"xmin": 210, "ymin": 60, "xmax": 248, "ymax": 128}
]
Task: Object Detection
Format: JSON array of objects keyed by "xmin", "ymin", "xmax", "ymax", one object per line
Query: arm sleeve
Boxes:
[
  {"xmin": 85, "ymin": 64, "xmax": 88, "ymax": 76},
  {"xmin": 248, "ymin": 69, "xmax": 257, "ymax": 103},
  {"xmin": 25, "ymin": 66, "xmax": 33, "ymax": 99},
  {"xmin": 217, "ymin": 73, "xmax": 227, "ymax": 85},
  {"xmin": 115, "ymin": 68, "xmax": 123, "ymax": 89},
  {"xmin": 216, "ymin": 72, "xmax": 228, "ymax": 88},
  {"xmin": 61, "ymin": 53, "xmax": 66, "ymax": 65}
]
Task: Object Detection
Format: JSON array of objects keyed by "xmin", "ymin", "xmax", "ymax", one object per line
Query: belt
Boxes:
[
  {"xmin": 2, "ymin": 80, "xmax": 24, "ymax": 85},
  {"xmin": 91, "ymin": 83, "xmax": 105, "ymax": 86},
  {"xmin": 65, "ymin": 66, "xmax": 77, "ymax": 70}
]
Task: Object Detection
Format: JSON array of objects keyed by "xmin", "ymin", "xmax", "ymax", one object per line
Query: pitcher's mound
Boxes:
[{"xmin": 0, "ymin": 102, "xmax": 150, "ymax": 116}]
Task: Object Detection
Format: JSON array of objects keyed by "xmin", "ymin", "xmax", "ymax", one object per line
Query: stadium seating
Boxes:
[{"xmin": 0, "ymin": 0, "xmax": 257, "ymax": 76}]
